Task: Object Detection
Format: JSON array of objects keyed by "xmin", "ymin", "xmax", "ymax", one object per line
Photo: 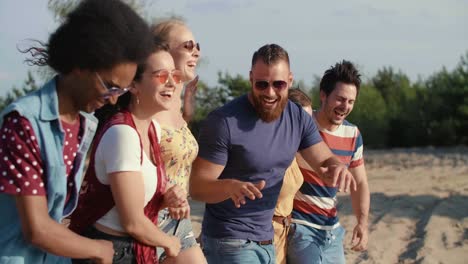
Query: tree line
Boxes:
[
  {"xmin": 3, "ymin": 0, "xmax": 465, "ymax": 148},
  {"xmin": 1, "ymin": 53, "xmax": 466, "ymax": 149},
  {"xmin": 189, "ymin": 52, "xmax": 468, "ymax": 148}
]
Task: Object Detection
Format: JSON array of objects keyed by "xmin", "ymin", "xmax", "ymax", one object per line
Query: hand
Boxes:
[
  {"xmin": 164, "ymin": 235, "xmax": 181, "ymax": 258},
  {"xmin": 182, "ymin": 75, "xmax": 199, "ymax": 121},
  {"xmin": 184, "ymin": 75, "xmax": 199, "ymax": 103},
  {"xmin": 228, "ymin": 180, "xmax": 266, "ymax": 208},
  {"xmin": 320, "ymin": 164, "xmax": 356, "ymax": 192},
  {"xmin": 163, "ymin": 185, "xmax": 187, "ymax": 208},
  {"xmin": 351, "ymin": 223, "xmax": 368, "ymax": 251},
  {"xmin": 168, "ymin": 204, "xmax": 191, "ymax": 220},
  {"xmin": 93, "ymin": 239, "xmax": 114, "ymax": 264}
]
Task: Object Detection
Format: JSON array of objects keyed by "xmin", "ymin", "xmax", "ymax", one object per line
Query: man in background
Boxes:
[{"xmin": 288, "ymin": 61, "xmax": 370, "ymax": 264}]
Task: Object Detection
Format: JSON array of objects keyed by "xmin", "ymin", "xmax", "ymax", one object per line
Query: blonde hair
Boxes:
[{"xmin": 151, "ymin": 18, "xmax": 187, "ymax": 47}]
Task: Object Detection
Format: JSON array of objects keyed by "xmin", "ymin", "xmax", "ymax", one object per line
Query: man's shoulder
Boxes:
[
  {"xmin": 320, "ymin": 119, "xmax": 361, "ymax": 140},
  {"xmin": 285, "ymin": 100, "xmax": 304, "ymax": 114},
  {"xmin": 342, "ymin": 120, "xmax": 362, "ymax": 139},
  {"xmin": 210, "ymin": 95, "xmax": 249, "ymax": 118},
  {"xmin": 343, "ymin": 119, "xmax": 358, "ymax": 129},
  {"xmin": 342, "ymin": 119, "xmax": 359, "ymax": 130},
  {"xmin": 281, "ymin": 100, "xmax": 310, "ymax": 125}
]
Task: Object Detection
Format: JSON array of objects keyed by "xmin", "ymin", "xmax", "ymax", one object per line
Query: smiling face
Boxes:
[
  {"xmin": 168, "ymin": 25, "xmax": 200, "ymax": 82},
  {"xmin": 319, "ymin": 81, "xmax": 357, "ymax": 130},
  {"xmin": 132, "ymin": 50, "xmax": 183, "ymax": 111},
  {"xmin": 249, "ymin": 59, "xmax": 293, "ymax": 122}
]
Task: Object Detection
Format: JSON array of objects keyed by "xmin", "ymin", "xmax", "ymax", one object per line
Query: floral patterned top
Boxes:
[{"xmin": 159, "ymin": 123, "xmax": 198, "ymax": 192}]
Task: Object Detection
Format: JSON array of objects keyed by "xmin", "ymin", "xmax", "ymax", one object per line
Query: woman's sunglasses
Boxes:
[
  {"xmin": 152, "ymin": 69, "xmax": 184, "ymax": 85},
  {"xmin": 254, "ymin": 80, "xmax": 288, "ymax": 91},
  {"xmin": 182, "ymin": 40, "xmax": 200, "ymax": 52},
  {"xmin": 96, "ymin": 73, "xmax": 129, "ymax": 99}
]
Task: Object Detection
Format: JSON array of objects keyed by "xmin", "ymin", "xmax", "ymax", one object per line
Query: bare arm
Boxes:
[
  {"xmin": 299, "ymin": 141, "xmax": 356, "ymax": 192},
  {"xmin": 349, "ymin": 164, "xmax": 370, "ymax": 251},
  {"xmin": 189, "ymin": 157, "xmax": 265, "ymax": 207},
  {"xmin": 15, "ymin": 196, "xmax": 114, "ymax": 263},
  {"xmin": 182, "ymin": 76, "xmax": 199, "ymax": 122},
  {"xmin": 109, "ymin": 171, "xmax": 180, "ymax": 257},
  {"xmin": 299, "ymin": 141, "xmax": 337, "ymax": 170}
]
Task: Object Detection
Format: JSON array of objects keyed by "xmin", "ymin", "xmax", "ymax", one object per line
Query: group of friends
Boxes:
[{"xmin": 0, "ymin": 0, "xmax": 370, "ymax": 263}]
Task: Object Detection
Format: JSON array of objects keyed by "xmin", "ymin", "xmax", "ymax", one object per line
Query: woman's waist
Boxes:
[{"xmin": 94, "ymin": 222, "xmax": 130, "ymax": 237}]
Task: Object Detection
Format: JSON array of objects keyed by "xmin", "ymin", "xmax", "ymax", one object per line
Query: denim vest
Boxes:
[{"xmin": 0, "ymin": 76, "xmax": 98, "ymax": 264}]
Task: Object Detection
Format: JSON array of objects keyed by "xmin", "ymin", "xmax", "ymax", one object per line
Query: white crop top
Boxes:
[{"xmin": 94, "ymin": 121, "xmax": 161, "ymax": 232}]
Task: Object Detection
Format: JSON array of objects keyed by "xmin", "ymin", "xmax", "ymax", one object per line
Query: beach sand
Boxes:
[{"xmin": 189, "ymin": 146, "xmax": 468, "ymax": 264}]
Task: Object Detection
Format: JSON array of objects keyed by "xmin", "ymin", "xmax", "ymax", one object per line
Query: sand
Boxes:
[{"xmin": 189, "ymin": 146, "xmax": 468, "ymax": 264}]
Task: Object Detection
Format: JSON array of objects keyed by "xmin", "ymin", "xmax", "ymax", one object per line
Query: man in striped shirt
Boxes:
[{"xmin": 288, "ymin": 61, "xmax": 370, "ymax": 264}]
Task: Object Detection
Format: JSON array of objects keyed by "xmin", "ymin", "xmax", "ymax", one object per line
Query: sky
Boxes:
[{"xmin": 0, "ymin": 0, "xmax": 467, "ymax": 96}]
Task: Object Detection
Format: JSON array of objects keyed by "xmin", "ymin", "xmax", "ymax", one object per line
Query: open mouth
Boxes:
[
  {"xmin": 262, "ymin": 97, "xmax": 278, "ymax": 107},
  {"xmin": 334, "ymin": 109, "xmax": 347, "ymax": 118},
  {"xmin": 160, "ymin": 91, "xmax": 174, "ymax": 98},
  {"xmin": 187, "ymin": 61, "xmax": 197, "ymax": 70}
]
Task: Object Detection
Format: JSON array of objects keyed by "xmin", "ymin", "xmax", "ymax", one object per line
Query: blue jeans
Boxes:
[
  {"xmin": 287, "ymin": 223, "xmax": 346, "ymax": 264},
  {"xmin": 156, "ymin": 209, "xmax": 198, "ymax": 261},
  {"xmin": 201, "ymin": 235, "xmax": 275, "ymax": 264}
]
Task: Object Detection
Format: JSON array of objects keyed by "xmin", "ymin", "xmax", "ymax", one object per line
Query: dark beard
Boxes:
[{"xmin": 252, "ymin": 95, "xmax": 288, "ymax": 123}]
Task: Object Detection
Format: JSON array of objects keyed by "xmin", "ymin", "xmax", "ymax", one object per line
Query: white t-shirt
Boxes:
[{"xmin": 95, "ymin": 121, "xmax": 161, "ymax": 232}]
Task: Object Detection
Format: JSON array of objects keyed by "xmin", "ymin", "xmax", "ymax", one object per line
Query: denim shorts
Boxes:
[
  {"xmin": 72, "ymin": 226, "xmax": 135, "ymax": 264},
  {"xmin": 156, "ymin": 208, "xmax": 198, "ymax": 261}
]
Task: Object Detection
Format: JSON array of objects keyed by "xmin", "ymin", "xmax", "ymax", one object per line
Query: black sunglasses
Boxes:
[
  {"xmin": 254, "ymin": 80, "xmax": 288, "ymax": 91},
  {"xmin": 182, "ymin": 40, "xmax": 200, "ymax": 52}
]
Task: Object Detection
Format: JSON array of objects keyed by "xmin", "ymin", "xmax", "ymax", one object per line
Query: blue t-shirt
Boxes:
[{"xmin": 198, "ymin": 95, "xmax": 322, "ymax": 241}]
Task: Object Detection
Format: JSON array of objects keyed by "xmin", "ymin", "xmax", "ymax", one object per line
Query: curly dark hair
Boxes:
[
  {"xmin": 251, "ymin": 44, "xmax": 290, "ymax": 68},
  {"xmin": 319, "ymin": 60, "xmax": 361, "ymax": 96},
  {"xmin": 21, "ymin": 0, "xmax": 153, "ymax": 74}
]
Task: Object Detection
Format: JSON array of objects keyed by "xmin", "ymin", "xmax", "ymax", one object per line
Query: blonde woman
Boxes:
[{"xmin": 151, "ymin": 19, "xmax": 206, "ymax": 264}]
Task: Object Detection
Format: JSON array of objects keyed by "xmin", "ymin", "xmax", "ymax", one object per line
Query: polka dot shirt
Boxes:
[{"xmin": 0, "ymin": 111, "xmax": 82, "ymax": 198}]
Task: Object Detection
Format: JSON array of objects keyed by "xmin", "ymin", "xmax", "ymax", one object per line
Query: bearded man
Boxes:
[{"xmin": 190, "ymin": 44, "xmax": 356, "ymax": 264}]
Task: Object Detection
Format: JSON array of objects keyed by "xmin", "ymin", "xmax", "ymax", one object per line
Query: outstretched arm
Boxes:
[
  {"xmin": 189, "ymin": 157, "xmax": 265, "ymax": 208},
  {"xmin": 299, "ymin": 141, "xmax": 356, "ymax": 192},
  {"xmin": 349, "ymin": 164, "xmax": 370, "ymax": 251}
]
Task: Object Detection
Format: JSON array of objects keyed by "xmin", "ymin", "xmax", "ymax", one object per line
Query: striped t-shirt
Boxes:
[{"xmin": 292, "ymin": 119, "xmax": 364, "ymax": 230}]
